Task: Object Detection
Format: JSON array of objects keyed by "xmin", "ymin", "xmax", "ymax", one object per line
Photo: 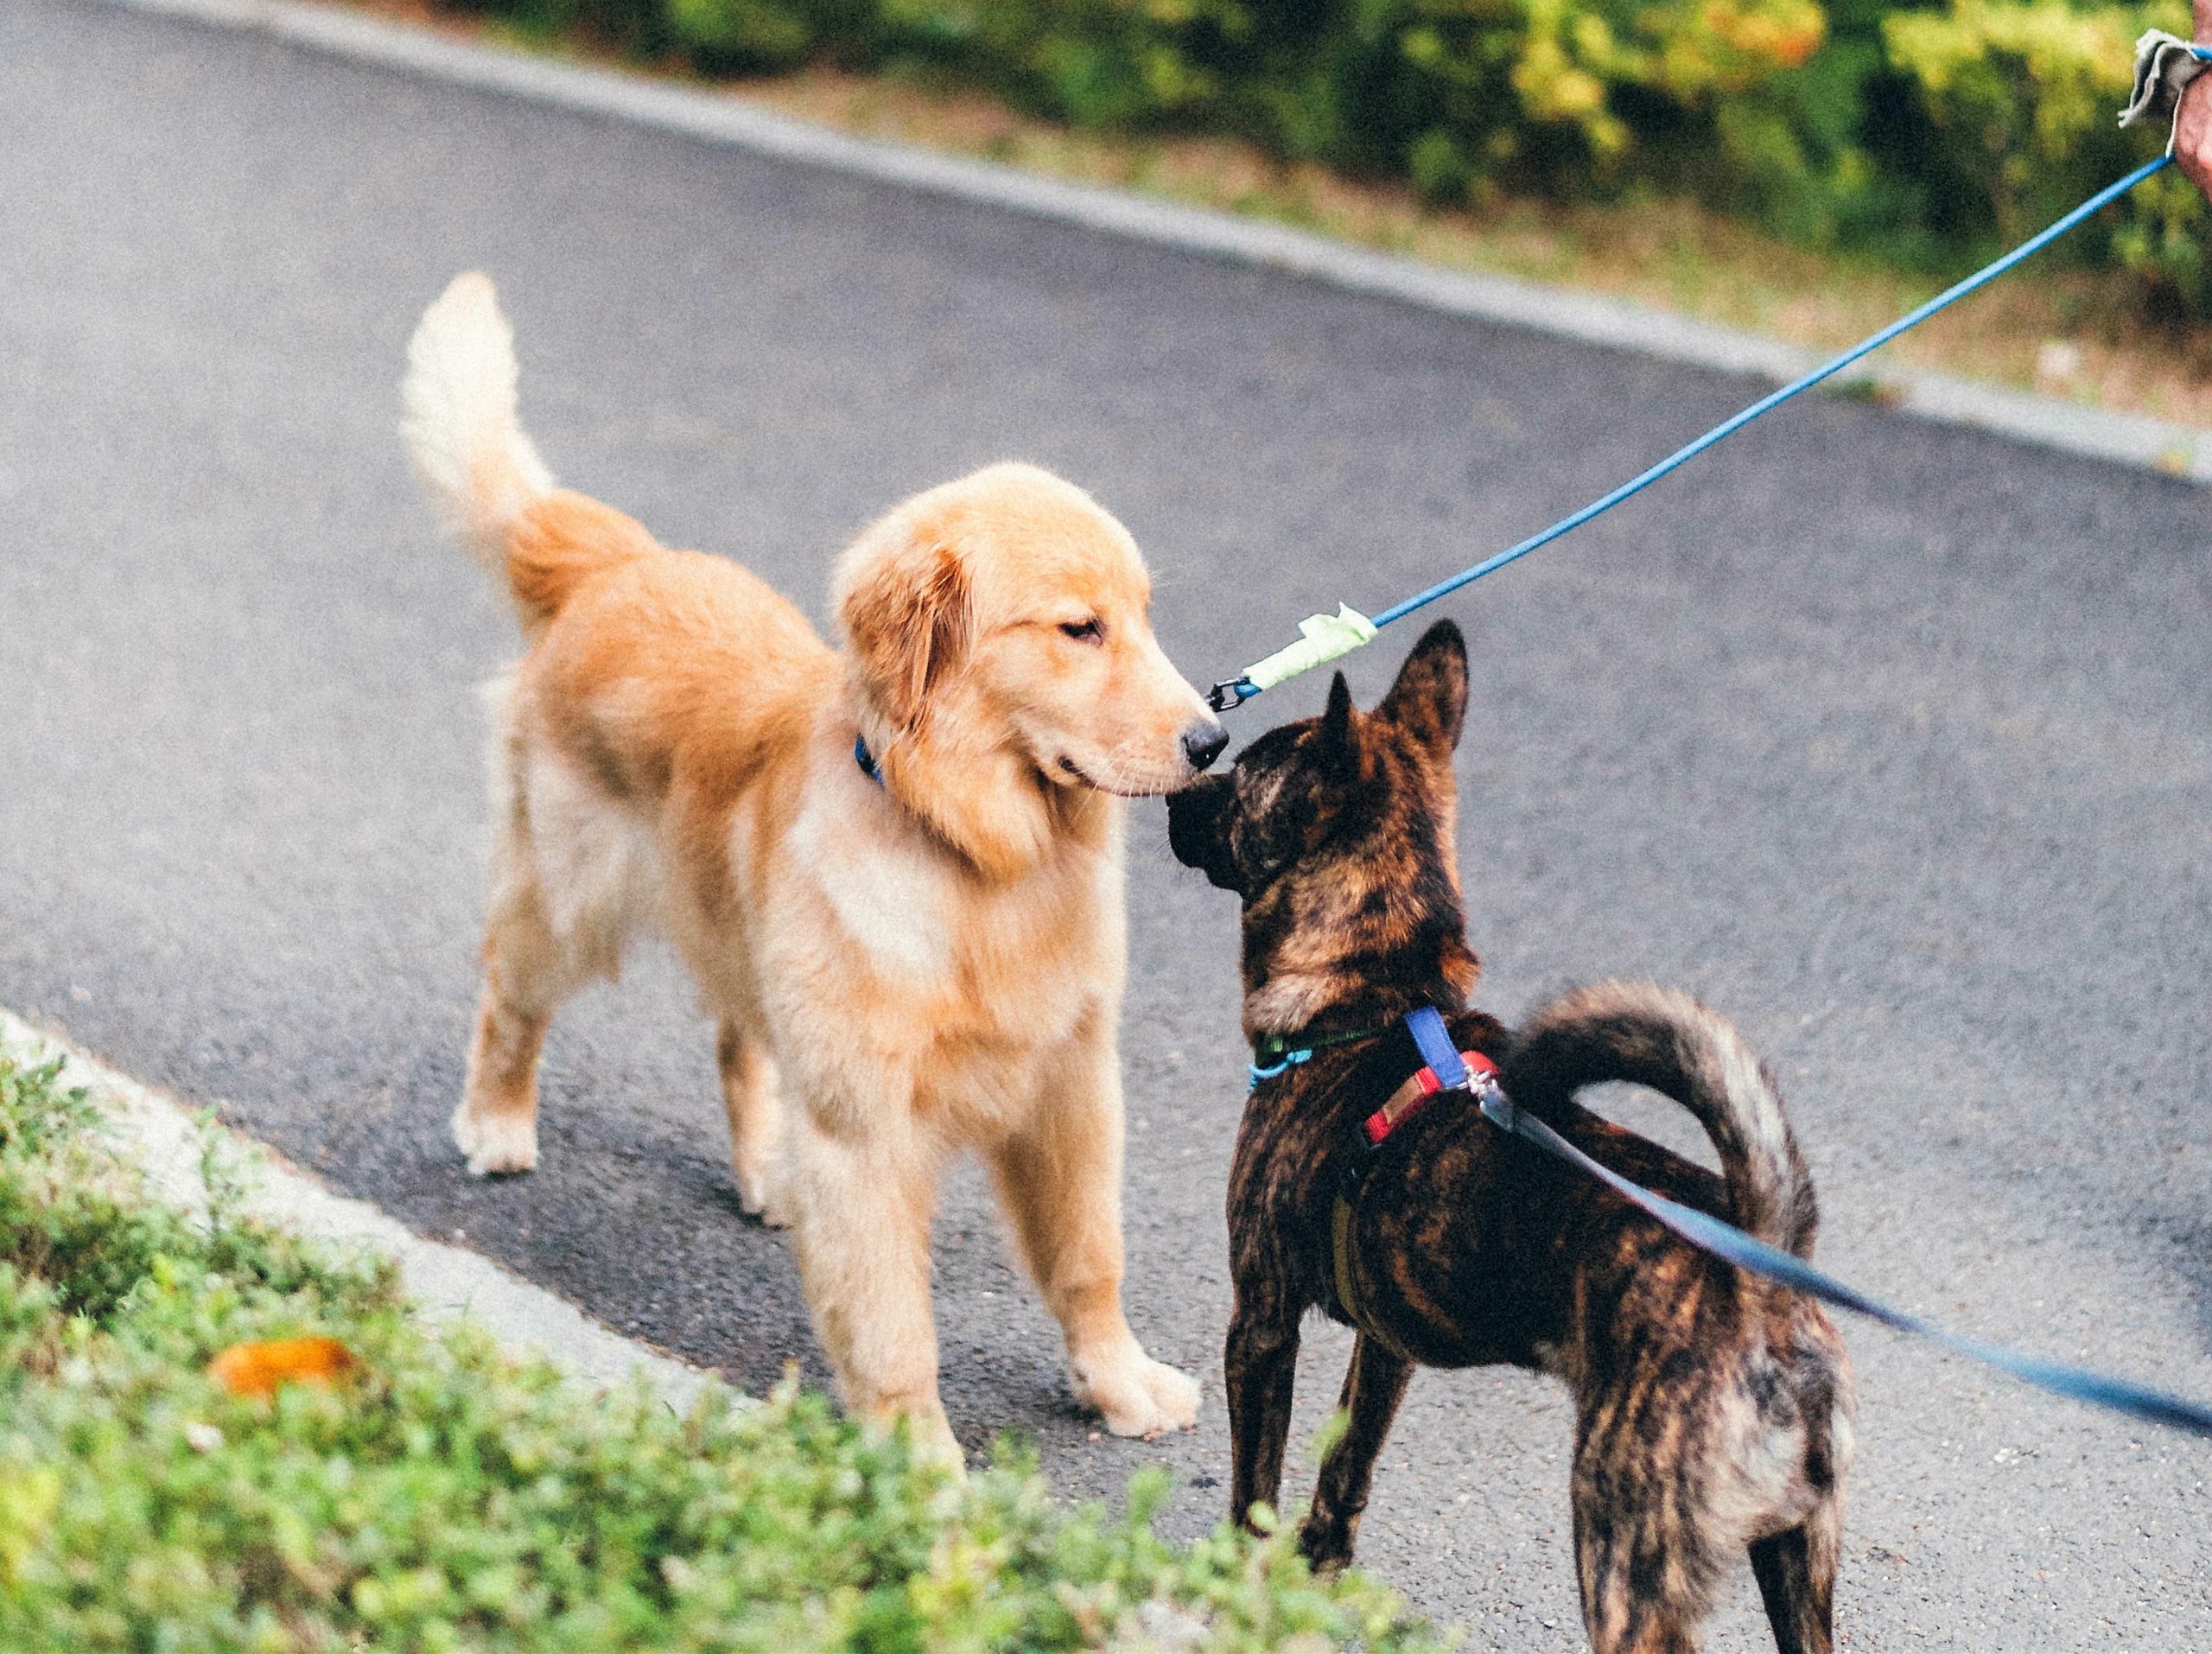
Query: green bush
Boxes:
[
  {"xmin": 0, "ymin": 1052, "xmax": 1441, "ymax": 1652},
  {"xmin": 1885, "ymin": 0, "xmax": 2212, "ymax": 309},
  {"xmin": 645, "ymin": 0, "xmax": 1835, "ymax": 197},
  {"xmin": 464, "ymin": 0, "xmax": 2202, "ymax": 315}
]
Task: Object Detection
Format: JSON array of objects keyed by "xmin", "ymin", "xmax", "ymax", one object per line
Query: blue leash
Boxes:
[
  {"xmin": 1401, "ymin": 1007, "xmax": 2212, "ymax": 1441},
  {"xmin": 1209, "ymin": 153, "xmax": 2176, "ymax": 710}
]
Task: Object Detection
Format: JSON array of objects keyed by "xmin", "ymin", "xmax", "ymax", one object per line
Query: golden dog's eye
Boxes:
[{"xmin": 1058, "ymin": 618, "xmax": 1103, "ymax": 643}]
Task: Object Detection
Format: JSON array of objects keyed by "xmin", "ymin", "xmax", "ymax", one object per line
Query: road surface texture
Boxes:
[{"xmin": 3, "ymin": 0, "xmax": 2207, "ymax": 1644}]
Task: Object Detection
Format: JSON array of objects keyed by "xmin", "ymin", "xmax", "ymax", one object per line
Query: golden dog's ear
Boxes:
[{"xmin": 842, "ymin": 541, "xmax": 973, "ymax": 730}]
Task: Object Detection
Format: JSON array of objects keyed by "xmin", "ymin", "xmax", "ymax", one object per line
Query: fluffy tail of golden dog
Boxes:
[{"xmin": 401, "ymin": 271, "xmax": 652, "ymax": 633}]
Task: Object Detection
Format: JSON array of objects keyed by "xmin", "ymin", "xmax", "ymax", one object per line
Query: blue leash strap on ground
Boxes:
[
  {"xmin": 1411, "ymin": 1018, "xmax": 2212, "ymax": 1441},
  {"xmin": 1207, "ymin": 151, "xmax": 2176, "ymax": 712}
]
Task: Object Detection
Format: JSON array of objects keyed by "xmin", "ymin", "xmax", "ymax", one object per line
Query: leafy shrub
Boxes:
[
  {"xmin": 501, "ymin": 0, "xmax": 2200, "ymax": 316},
  {"xmin": 0, "ymin": 1052, "xmax": 1441, "ymax": 1652},
  {"xmin": 1885, "ymin": 0, "xmax": 2210, "ymax": 310},
  {"xmin": 639, "ymin": 0, "xmax": 1834, "ymax": 196}
]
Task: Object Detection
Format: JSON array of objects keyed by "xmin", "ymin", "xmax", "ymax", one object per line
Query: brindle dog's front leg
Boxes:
[
  {"xmin": 1297, "ymin": 1333, "xmax": 1414, "ymax": 1572},
  {"xmin": 1224, "ymin": 1296, "xmax": 1301, "ymax": 1533}
]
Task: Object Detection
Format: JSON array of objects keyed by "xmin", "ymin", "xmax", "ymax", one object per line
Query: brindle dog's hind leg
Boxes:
[
  {"xmin": 1571, "ymin": 1422, "xmax": 1720, "ymax": 1654},
  {"xmin": 1749, "ymin": 1496, "xmax": 1841, "ymax": 1654},
  {"xmin": 1298, "ymin": 1333, "xmax": 1414, "ymax": 1572},
  {"xmin": 1224, "ymin": 1300, "xmax": 1301, "ymax": 1534},
  {"xmin": 1572, "ymin": 1498, "xmax": 1706, "ymax": 1654}
]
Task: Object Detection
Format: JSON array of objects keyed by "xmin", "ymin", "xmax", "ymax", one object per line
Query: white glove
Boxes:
[{"xmin": 2120, "ymin": 29, "xmax": 2211, "ymax": 150}]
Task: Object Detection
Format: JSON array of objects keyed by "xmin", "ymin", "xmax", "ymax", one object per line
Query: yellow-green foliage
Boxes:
[
  {"xmin": 448, "ymin": 0, "xmax": 2204, "ymax": 310},
  {"xmin": 1507, "ymin": 0, "xmax": 1827, "ymax": 152},
  {"xmin": 0, "ymin": 1053, "xmax": 1443, "ymax": 1652},
  {"xmin": 1886, "ymin": 0, "xmax": 2207, "ymax": 306},
  {"xmin": 1887, "ymin": 0, "xmax": 2155, "ymax": 230}
]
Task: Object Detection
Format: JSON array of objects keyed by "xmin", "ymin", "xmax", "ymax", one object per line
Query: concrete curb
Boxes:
[
  {"xmin": 0, "ymin": 1008, "xmax": 714, "ymax": 1408},
  {"xmin": 103, "ymin": 0, "xmax": 2212, "ymax": 484}
]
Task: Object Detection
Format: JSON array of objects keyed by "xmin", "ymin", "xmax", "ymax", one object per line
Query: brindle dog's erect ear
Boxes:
[
  {"xmin": 1374, "ymin": 620, "xmax": 1467, "ymax": 758},
  {"xmin": 1315, "ymin": 671, "xmax": 1368, "ymax": 785},
  {"xmin": 841, "ymin": 541, "xmax": 972, "ymax": 731}
]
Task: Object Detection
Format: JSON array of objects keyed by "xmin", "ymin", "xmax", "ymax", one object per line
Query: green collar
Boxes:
[{"xmin": 1249, "ymin": 1022, "xmax": 1391, "ymax": 1088}]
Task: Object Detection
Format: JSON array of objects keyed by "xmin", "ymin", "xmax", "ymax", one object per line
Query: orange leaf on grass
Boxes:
[{"xmin": 207, "ymin": 1336, "xmax": 360, "ymax": 1400}]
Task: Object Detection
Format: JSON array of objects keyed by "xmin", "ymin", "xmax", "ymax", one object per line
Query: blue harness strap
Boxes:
[
  {"xmin": 1403, "ymin": 1005, "xmax": 1467, "ymax": 1091},
  {"xmin": 1431, "ymin": 1033, "xmax": 2212, "ymax": 1441}
]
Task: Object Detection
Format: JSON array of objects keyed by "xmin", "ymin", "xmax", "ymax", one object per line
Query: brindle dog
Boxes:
[{"xmin": 1166, "ymin": 620, "xmax": 1854, "ymax": 1654}]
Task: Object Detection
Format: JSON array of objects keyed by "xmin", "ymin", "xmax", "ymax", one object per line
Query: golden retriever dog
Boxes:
[{"xmin": 398, "ymin": 272, "xmax": 1224, "ymax": 1455}]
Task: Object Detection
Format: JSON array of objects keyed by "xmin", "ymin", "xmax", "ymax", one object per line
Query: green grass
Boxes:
[{"xmin": 0, "ymin": 1051, "xmax": 1444, "ymax": 1652}]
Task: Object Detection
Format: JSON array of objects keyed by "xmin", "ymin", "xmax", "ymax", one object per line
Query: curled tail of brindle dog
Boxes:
[
  {"xmin": 401, "ymin": 271, "xmax": 654, "ymax": 637},
  {"xmin": 1503, "ymin": 980, "xmax": 1818, "ymax": 1256}
]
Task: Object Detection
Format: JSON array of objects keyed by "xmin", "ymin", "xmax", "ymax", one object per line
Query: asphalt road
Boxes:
[{"xmin": 3, "ymin": 0, "xmax": 2209, "ymax": 1644}]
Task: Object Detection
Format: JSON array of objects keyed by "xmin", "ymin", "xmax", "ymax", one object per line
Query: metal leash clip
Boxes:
[{"xmin": 1207, "ymin": 676, "xmax": 1257, "ymax": 712}]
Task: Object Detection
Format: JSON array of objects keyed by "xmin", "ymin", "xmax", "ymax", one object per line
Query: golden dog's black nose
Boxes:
[{"xmin": 1182, "ymin": 720, "xmax": 1230, "ymax": 771}]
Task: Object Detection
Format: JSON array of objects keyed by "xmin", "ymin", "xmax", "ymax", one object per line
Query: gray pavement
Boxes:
[{"xmin": 3, "ymin": 0, "xmax": 2208, "ymax": 1644}]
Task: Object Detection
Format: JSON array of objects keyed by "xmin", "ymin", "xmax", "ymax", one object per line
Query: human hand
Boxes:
[
  {"xmin": 2184, "ymin": 0, "xmax": 2212, "ymax": 202},
  {"xmin": 2177, "ymin": 69, "xmax": 2212, "ymax": 200}
]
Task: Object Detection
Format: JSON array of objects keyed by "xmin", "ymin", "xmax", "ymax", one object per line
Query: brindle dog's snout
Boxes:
[{"xmin": 1166, "ymin": 773, "xmax": 1237, "ymax": 888}]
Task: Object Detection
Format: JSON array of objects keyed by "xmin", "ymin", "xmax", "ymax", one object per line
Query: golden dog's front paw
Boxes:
[
  {"xmin": 857, "ymin": 1396, "xmax": 966, "ymax": 1475},
  {"xmin": 451, "ymin": 1101, "xmax": 537, "ymax": 1177},
  {"xmin": 1070, "ymin": 1342, "xmax": 1202, "ymax": 1439},
  {"xmin": 741, "ymin": 1182, "xmax": 794, "ymax": 1230},
  {"xmin": 732, "ymin": 1153, "xmax": 791, "ymax": 1228},
  {"xmin": 751, "ymin": 1194, "xmax": 794, "ymax": 1230}
]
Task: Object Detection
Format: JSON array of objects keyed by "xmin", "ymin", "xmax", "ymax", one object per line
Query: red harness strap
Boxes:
[
  {"xmin": 1332, "ymin": 1044, "xmax": 1500, "ymax": 1357},
  {"xmin": 1362, "ymin": 1047, "xmax": 1499, "ymax": 1145}
]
